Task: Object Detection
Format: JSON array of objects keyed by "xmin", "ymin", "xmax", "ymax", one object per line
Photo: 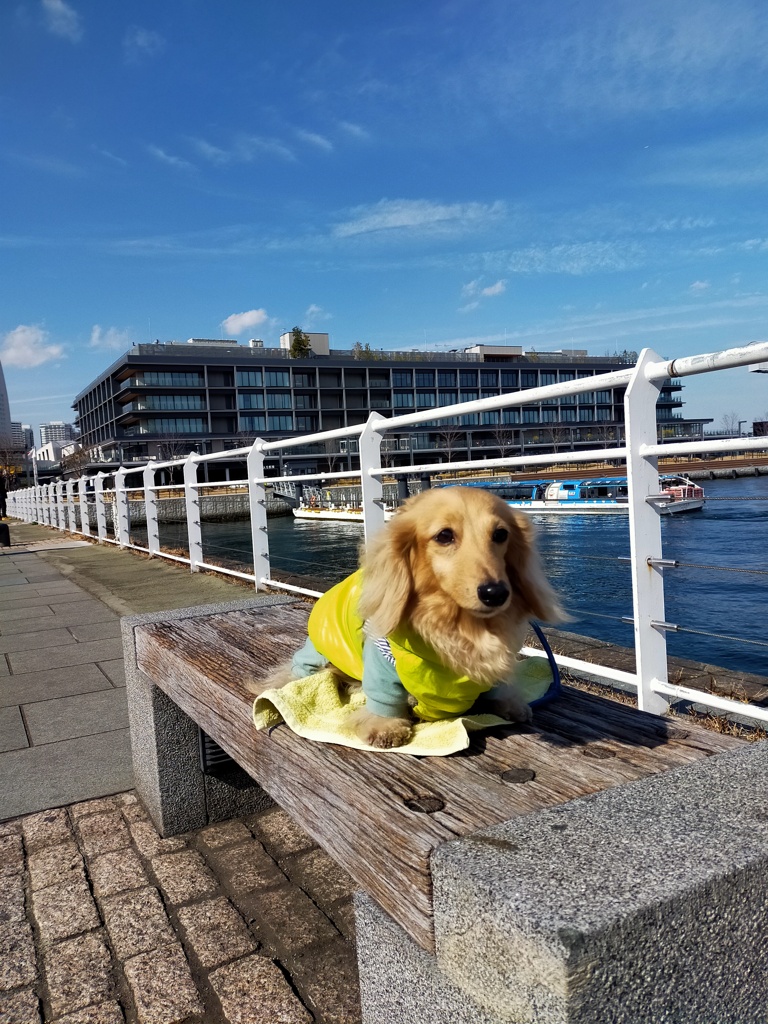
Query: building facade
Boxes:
[
  {"xmin": 72, "ymin": 338, "xmax": 709, "ymax": 477},
  {"xmin": 40, "ymin": 421, "xmax": 79, "ymax": 446}
]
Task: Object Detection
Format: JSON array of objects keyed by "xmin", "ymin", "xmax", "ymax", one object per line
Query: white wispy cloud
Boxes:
[
  {"xmin": 338, "ymin": 121, "xmax": 370, "ymax": 141},
  {"xmin": 41, "ymin": 0, "xmax": 82, "ymax": 42},
  {"xmin": 689, "ymin": 280, "xmax": 711, "ymax": 293},
  {"xmin": 147, "ymin": 145, "xmax": 194, "ymax": 171},
  {"xmin": 190, "ymin": 134, "xmax": 295, "ymax": 165},
  {"xmin": 89, "ymin": 325, "xmax": 133, "ymax": 351},
  {"xmin": 221, "ymin": 309, "xmax": 273, "ymax": 336},
  {"xmin": 296, "ymin": 130, "xmax": 333, "ymax": 152},
  {"xmin": 459, "ymin": 278, "xmax": 507, "ymax": 313},
  {"xmin": 304, "ymin": 304, "xmax": 332, "ymax": 324},
  {"xmin": 1, "ymin": 325, "xmax": 64, "ymax": 368},
  {"xmin": 334, "ymin": 199, "xmax": 506, "ymax": 238},
  {"xmin": 90, "ymin": 146, "xmax": 128, "ymax": 167},
  {"xmin": 645, "ymin": 131, "xmax": 768, "ymax": 187},
  {"xmin": 123, "ymin": 26, "xmax": 165, "ymax": 64}
]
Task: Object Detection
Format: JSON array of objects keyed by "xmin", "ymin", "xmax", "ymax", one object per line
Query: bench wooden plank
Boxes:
[{"xmin": 134, "ymin": 602, "xmax": 745, "ymax": 952}]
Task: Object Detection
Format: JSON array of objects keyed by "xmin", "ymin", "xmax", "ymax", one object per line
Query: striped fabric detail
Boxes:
[{"xmin": 373, "ymin": 636, "xmax": 396, "ymax": 664}]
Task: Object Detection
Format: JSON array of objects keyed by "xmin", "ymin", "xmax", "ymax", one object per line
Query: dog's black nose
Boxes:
[{"xmin": 477, "ymin": 582, "xmax": 510, "ymax": 607}]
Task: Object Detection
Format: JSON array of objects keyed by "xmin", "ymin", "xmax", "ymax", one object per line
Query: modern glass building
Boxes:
[{"xmin": 72, "ymin": 338, "xmax": 708, "ymax": 477}]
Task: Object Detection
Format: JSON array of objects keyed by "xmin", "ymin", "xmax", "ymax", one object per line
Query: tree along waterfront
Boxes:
[{"xmin": 136, "ymin": 474, "xmax": 768, "ymax": 677}]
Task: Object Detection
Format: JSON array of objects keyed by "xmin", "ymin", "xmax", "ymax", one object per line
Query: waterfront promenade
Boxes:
[{"xmin": 1, "ymin": 521, "xmax": 359, "ymax": 1024}]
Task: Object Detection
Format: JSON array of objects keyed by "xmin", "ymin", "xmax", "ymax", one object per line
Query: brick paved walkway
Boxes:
[{"xmin": 1, "ymin": 792, "xmax": 361, "ymax": 1024}]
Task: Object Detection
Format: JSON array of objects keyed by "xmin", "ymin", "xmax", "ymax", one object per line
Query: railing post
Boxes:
[
  {"xmin": 55, "ymin": 481, "xmax": 66, "ymax": 530},
  {"xmin": 79, "ymin": 477, "xmax": 91, "ymax": 537},
  {"xmin": 143, "ymin": 463, "xmax": 160, "ymax": 556},
  {"xmin": 93, "ymin": 473, "xmax": 108, "ymax": 541},
  {"xmin": 44, "ymin": 484, "xmax": 53, "ymax": 527},
  {"xmin": 183, "ymin": 455, "xmax": 203, "ymax": 571},
  {"xmin": 66, "ymin": 480, "xmax": 77, "ymax": 534},
  {"xmin": 114, "ymin": 467, "xmax": 131, "ymax": 547},
  {"xmin": 247, "ymin": 440, "xmax": 269, "ymax": 589},
  {"xmin": 624, "ymin": 348, "xmax": 669, "ymax": 716},
  {"xmin": 359, "ymin": 412, "xmax": 387, "ymax": 545}
]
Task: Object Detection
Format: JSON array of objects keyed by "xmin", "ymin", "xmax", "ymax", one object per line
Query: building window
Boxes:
[
  {"xmin": 460, "ymin": 391, "xmax": 478, "ymax": 403},
  {"xmin": 460, "ymin": 413, "xmax": 479, "ymax": 425},
  {"xmin": 236, "ymin": 369, "xmax": 263, "ymax": 387},
  {"xmin": 438, "ymin": 391, "xmax": 458, "ymax": 406},
  {"xmin": 295, "ymin": 415, "xmax": 318, "ymax": 431},
  {"xmin": 369, "ymin": 373, "xmax": 390, "ymax": 388},
  {"xmin": 415, "ymin": 370, "xmax": 435, "ymax": 387},
  {"xmin": 141, "ymin": 372, "xmax": 204, "ymax": 387},
  {"xmin": 579, "ymin": 392, "xmax": 595, "ymax": 404},
  {"xmin": 294, "ymin": 393, "xmax": 317, "ymax": 410},
  {"xmin": 596, "ymin": 408, "xmax": 612, "ymax": 421},
  {"xmin": 393, "ymin": 391, "xmax": 415, "ymax": 408},
  {"xmin": 522, "ymin": 409, "xmax": 539, "ymax": 423},
  {"xmin": 437, "ymin": 370, "xmax": 457, "ymax": 387},
  {"xmin": 145, "ymin": 417, "xmax": 205, "ymax": 433},
  {"xmin": 502, "ymin": 409, "xmax": 520, "ymax": 424},
  {"xmin": 559, "ymin": 371, "xmax": 575, "ymax": 382},
  {"xmin": 459, "ymin": 370, "xmax": 477, "ymax": 388},
  {"xmin": 481, "ymin": 410, "xmax": 499, "ymax": 425},
  {"xmin": 292, "ymin": 371, "xmax": 316, "ymax": 387},
  {"xmin": 238, "ymin": 393, "xmax": 264, "ymax": 409},
  {"xmin": 240, "ymin": 414, "xmax": 266, "ymax": 432},
  {"xmin": 265, "ymin": 370, "xmax": 290, "ymax": 387},
  {"xmin": 596, "ymin": 390, "xmax": 612, "ymax": 404},
  {"xmin": 141, "ymin": 395, "xmax": 204, "ymax": 411},
  {"xmin": 268, "ymin": 414, "xmax": 293, "ymax": 430},
  {"xmin": 541, "ymin": 409, "xmax": 558, "ymax": 422},
  {"xmin": 416, "ymin": 391, "xmax": 437, "ymax": 407},
  {"xmin": 521, "ymin": 372, "xmax": 537, "ymax": 388},
  {"xmin": 480, "ymin": 371, "xmax": 498, "ymax": 387},
  {"xmin": 500, "ymin": 370, "xmax": 519, "ymax": 387},
  {"xmin": 561, "ymin": 408, "xmax": 576, "ymax": 422},
  {"xmin": 579, "ymin": 408, "xmax": 594, "ymax": 422},
  {"xmin": 392, "ymin": 370, "xmax": 413, "ymax": 387},
  {"xmin": 267, "ymin": 392, "xmax": 293, "ymax": 409},
  {"xmin": 540, "ymin": 372, "xmax": 556, "ymax": 387}
]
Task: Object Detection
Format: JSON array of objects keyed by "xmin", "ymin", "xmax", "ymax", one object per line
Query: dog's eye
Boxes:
[
  {"xmin": 492, "ymin": 527, "xmax": 509, "ymax": 544},
  {"xmin": 434, "ymin": 528, "xmax": 455, "ymax": 545}
]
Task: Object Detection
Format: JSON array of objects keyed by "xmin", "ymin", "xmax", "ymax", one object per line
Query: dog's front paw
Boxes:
[{"xmin": 351, "ymin": 708, "xmax": 413, "ymax": 748}]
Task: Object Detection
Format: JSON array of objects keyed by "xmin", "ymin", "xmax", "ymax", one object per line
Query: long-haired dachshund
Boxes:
[{"xmin": 265, "ymin": 486, "xmax": 563, "ymax": 748}]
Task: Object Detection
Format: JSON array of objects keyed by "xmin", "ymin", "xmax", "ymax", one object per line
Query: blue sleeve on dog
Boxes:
[
  {"xmin": 361, "ymin": 639, "xmax": 411, "ymax": 718},
  {"xmin": 291, "ymin": 637, "xmax": 329, "ymax": 678}
]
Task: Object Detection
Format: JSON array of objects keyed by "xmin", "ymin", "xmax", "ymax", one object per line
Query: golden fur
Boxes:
[{"xmin": 261, "ymin": 486, "xmax": 562, "ymax": 748}]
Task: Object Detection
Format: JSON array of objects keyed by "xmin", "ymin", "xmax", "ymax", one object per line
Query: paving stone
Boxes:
[
  {"xmin": 69, "ymin": 797, "xmax": 121, "ymax": 821},
  {"xmin": 236, "ymin": 884, "xmax": 339, "ymax": 956},
  {"xmin": 23, "ymin": 690, "xmax": 129, "ymax": 746},
  {"xmin": 0, "ymin": 629, "xmax": 76, "ymax": 654},
  {"xmin": 209, "ymin": 954, "xmax": 312, "ymax": 1024},
  {"xmin": 28, "ymin": 841, "xmax": 85, "ymax": 891},
  {"xmin": 44, "ymin": 931, "xmax": 114, "ymax": 1018},
  {"xmin": 52, "ymin": 1002, "xmax": 125, "ymax": 1023},
  {"xmin": 197, "ymin": 819, "xmax": 253, "ymax": 850},
  {"xmin": 0, "ymin": 603, "xmax": 55, "ymax": 621},
  {"xmin": 20, "ymin": 807, "xmax": 73, "ymax": 852},
  {"xmin": 0, "ymin": 988, "xmax": 41, "ymax": 1024},
  {"xmin": 122, "ymin": 943, "xmax": 203, "ymax": 1024},
  {"xmin": 0, "ymin": 872, "xmax": 26, "ymax": 924},
  {"xmin": 101, "ymin": 887, "xmax": 174, "ymax": 961},
  {"xmin": 0, "ymin": 833, "xmax": 23, "ymax": 877},
  {"xmin": 48, "ymin": 604, "xmax": 120, "ymax": 627},
  {"xmin": 97, "ymin": 661, "xmax": 125, "ymax": 688},
  {"xmin": 7, "ymin": 639, "xmax": 124, "ymax": 675},
  {"xmin": 283, "ymin": 848, "xmax": 357, "ymax": 910},
  {"xmin": 76, "ymin": 812, "xmax": 131, "ymax": 857},
  {"xmin": 247, "ymin": 806, "xmax": 317, "ymax": 858},
  {"xmin": 176, "ymin": 896, "xmax": 257, "ymax": 968},
  {"xmin": 119, "ymin": 800, "xmax": 148, "ymax": 825},
  {"xmin": 0, "ymin": 664, "xmax": 114, "ymax": 710},
  {"xmin": 206, "ymin": 840, "xmax": 287, "ymax": 894},
  {"xmin": 150, "ymin": 849, "xmax": 218, "ymax": 905},
  {"xmin": 65, "ymin": 622, "xmax": 121, "ymax": 643},
  {"xmin": 89, "ymin": 847, "xmax": 149, "ymax": 900},
  {"xmin": 127, "ymin": 820, "xmax": 185, "ymax": 859},
  {"xmin": 330, "ymin": 897, "xmax": 357, "ymax": 941},
  {"xmin": 289, "ymin": 937, "xmax": 362, "ymax": 1024},
  {"xmin": 0, "ymin": 819, "xmax": 21, "ymax": 838},
  {"xmin": 0, "ymin": 919, "xmax": 36, "ymax": 989},
  {"xmin": 32, "ymin": 874, "xmax": 101, "ymax": 946},
  {"xmin": 0, "ymin": 615, "xmax": 88, "ymax": 636},
  {"xmin": 0, "ymin": 705, "xmax": 28, "ymax": 752}
]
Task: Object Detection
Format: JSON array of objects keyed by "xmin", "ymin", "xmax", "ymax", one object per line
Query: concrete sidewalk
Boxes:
[
  {"xmin": 1, "ymin": 521, "xmax": 360, "ymax": 1024},
  {"xmin": 0, "ymin": 521, "xmax": 282, "ymax": 822}
]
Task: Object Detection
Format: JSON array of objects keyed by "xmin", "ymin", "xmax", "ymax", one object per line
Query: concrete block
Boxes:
[
  {"xmin": 431, "ymin": 741, "xmax": 768, "ymax": 1024},
  {"xmin": 121, "ymin": 942, "xmax": 203, "ymax": 1024},
  {"xmin": 122, "ymin": 595, "xmax": 294, "ymax": 837},
  {"xmin": 176, "ymin": 896, "xmax": 257, "ymax": 968},
  {"xmin": 0, "ymin": 705, "xmax": 27, "ymax": 752}
]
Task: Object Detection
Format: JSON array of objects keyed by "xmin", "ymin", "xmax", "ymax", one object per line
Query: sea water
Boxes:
[{"xmin": 165, "ymin": 474, "xmax": 768, "ymax": 677}]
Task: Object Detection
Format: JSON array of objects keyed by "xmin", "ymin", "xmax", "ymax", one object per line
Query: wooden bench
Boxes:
[{"xmin": 122, "ymin": 595, "xmax": 747, "ymax": 963}]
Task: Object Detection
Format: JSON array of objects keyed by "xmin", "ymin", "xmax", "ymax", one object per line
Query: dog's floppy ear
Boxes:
[
  {"xmin": 358, "ymin": 509, "xmax": 415, "ymax": 637},
  {"xmin": 504, "ymin": 508, "xmax": 565, "ymax": 623}
]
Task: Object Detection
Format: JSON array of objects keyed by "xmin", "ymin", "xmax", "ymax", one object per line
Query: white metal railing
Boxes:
[{"xmin": 9, "ymin": 342, "xmax": 768, "ymax": 725}]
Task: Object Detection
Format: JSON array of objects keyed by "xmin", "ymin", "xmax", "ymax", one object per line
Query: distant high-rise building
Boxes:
[
  {"xmin": 40, "ymin": 421, "xmax": 79, "ymax": 446},
  {"xmin": 10, "ymin": 423, "xmax": 35, "ymax": 451},
  {"xmin": 0, "ymin": 361, "xmax": 11, "ymax": 446}
]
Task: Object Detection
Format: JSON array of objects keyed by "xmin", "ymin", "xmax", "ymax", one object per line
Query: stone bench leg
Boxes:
[
  {"xmin": 122, "ymin": 605, "xmax": 273, "ymax": 837},
  {"xmin": 356, "ymin": 742, "xmax": 768, "ymax": 1024}
]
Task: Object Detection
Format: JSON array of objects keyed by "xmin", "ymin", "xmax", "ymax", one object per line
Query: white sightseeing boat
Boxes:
[
  {"xmin": 293, "ymin": 504, "xmax": 396, "ymax": 523},
  {"xmin": 480, "ymin": 475, "xmax": 706, "ymax": 515}
]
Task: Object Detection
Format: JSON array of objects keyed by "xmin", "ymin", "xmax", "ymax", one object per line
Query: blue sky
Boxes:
[{"xmin": 2, "ymin": 0, "xmax": 768, "ymax": 440}]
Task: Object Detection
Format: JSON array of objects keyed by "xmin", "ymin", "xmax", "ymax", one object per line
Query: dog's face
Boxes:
[{"xmin": 358, "ymin": 486, "xmax": 561, "ymax": 638}]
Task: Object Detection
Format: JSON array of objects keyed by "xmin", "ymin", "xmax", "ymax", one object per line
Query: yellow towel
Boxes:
[{"xmin": 252, "ymin": 656, "xmax": 553, "ymax": 756}]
